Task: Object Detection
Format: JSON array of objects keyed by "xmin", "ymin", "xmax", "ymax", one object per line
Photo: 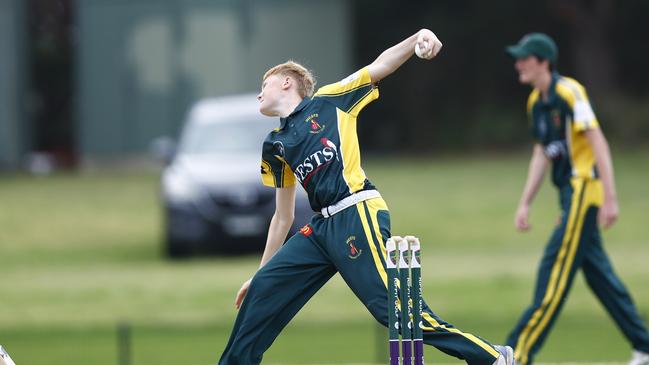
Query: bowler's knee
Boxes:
[{"xmin": 366, "ymin": 298, "xmax": 390, "ymax": 327}]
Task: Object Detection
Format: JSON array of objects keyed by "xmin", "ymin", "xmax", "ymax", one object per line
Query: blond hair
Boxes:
[{"xmin": 263, "ymin": 60, "xmax": 316, "ymax": 98}]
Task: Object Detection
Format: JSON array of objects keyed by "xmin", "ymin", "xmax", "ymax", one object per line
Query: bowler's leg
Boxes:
[
  {"xmin": 219, "ymin": 232, "xmax": 336, "ymax": 365},
  {"xmin": 330, "ymin": 198, "xmax": 500, "ymax": 365}
]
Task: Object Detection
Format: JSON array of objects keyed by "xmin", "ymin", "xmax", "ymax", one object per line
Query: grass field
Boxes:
[{"xmin": 1, "ymin": 149, "xmax": 648, "ymax": 365}]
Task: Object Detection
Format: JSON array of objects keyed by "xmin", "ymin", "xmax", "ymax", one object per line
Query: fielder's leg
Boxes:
[
  {"xmin": 506, "ymin": 179, "xmax": 595, "ymax": 365},
  {"xmin": 582, "ymin": 228, "xmax": 649, "ymax": 353}
]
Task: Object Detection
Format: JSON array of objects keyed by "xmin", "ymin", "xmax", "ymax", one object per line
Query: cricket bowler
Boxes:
[{"xmin": 218, "ymin": 28, "xmax": 514, "ymax": 365}]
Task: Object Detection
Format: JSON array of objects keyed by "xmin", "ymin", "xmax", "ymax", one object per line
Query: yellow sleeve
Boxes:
[
  {"xmin": 557, "ymin": 77, "xmax": 599, "ymax": 131},
  {"xmin": 313, "ymin": 67, "xmax": 379, "ymax": 117},
  {"xmin": 260, "ymin": 140, "xmax": 296, "ymax": 188}
]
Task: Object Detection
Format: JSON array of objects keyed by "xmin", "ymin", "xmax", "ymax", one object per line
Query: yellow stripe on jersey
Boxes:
[
  {"xmin": 260, "ymin": 159, "xmax": 297, "ymax": 188},
  {"xmin": 314, "ymin": 83, "xmax": 368, "ymax": 98},
  {"xmin": 526, "ymin": 89, "xmax": 540, "ymax": 116},
  {"xmin": 337, "ymin": 108, "xmax": 367, "ymax": 194},
  {"xmin": 556, "ymin": 77, "xmax": 599, "ymax": 131},
  {"xmin": 314, "ymin": 67, "xmax": 374, "ymax": 97},
  {"xmin": 280, "ymin": 161, "xmax": 297, "ymax": 187},
  {"xmin": 556, "ymin": 77, "xmax": 599, "ymax": 180},
  {"xmin": 348, "ymin": 87, "xmax": 379, "ymax": 117},
  {"xmin": 260, "ymin": 160, "xmax": 276, "ymax": 187},
  {"xmin": 567, "ymin": 114, "xmax": 597, "ymax": 179},
  {"xmin": 314, "ymin": 67, "xmax": 379, "ymax": 117}
]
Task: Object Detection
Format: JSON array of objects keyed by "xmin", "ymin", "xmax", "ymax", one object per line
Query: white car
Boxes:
[{"xmin": 160, "ymin": 94, "xmax": 312, "ymax": 257}]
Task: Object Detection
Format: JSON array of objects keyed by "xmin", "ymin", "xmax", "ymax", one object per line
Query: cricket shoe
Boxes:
[
  {"xmin": 629, "ymin": 350, "xmax": 649, "ymax": 365},
  {"xmin": 492, "ymin": 345, "xmax": 514, "ymax": 365}
]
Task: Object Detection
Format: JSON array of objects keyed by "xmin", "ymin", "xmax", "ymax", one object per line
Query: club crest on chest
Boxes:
[{"xmin": 305, "ymin": 113, "xmax": 325, "ymax": 134}]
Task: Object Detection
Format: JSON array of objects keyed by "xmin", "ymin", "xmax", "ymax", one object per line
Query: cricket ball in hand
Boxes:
[{"xmin": 415, "ymin": 41, "xmax": 430, "ymax": 59}]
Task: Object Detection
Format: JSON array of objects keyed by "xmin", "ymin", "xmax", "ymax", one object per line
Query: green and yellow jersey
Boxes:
[
  {"xmin": 260, "ymin": 67, "xmax": 379, "ymax": 211},
  {"xmin": 527, "ymin": 72, "xmax": 599, "ymax": 187}
]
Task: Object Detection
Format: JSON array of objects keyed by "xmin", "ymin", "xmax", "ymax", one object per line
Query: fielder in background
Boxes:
[
  {"xmin": 219, "ymin": 28, "xmax": 513, "ymax": 365},
  {"xmin": 504, "ymin": 33, "xmax": 649, "ymax": 365}
]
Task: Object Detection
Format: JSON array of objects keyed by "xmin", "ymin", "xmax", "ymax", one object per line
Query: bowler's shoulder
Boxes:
[{"xmin": 313, "ymin": 67, "xmax": 373, "ymax": 97}]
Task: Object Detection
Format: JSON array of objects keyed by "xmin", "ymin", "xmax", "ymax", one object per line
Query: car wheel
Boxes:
[{"xmin": 165, "ymin": 237, "xmax": 193, "ymax": 258}]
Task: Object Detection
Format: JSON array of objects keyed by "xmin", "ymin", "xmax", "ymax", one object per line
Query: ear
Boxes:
[{"xmin": 281, "ymin": 76, "xmax": 292, "ymax": 90}]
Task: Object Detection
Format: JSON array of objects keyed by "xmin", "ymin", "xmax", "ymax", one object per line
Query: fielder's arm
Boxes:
[
  {"xmin": 367, "ymin": 28, "xmax": 442, "ymax": 83},
  {"xmin": 515, "ymin": 143, "xmax": 549, "ymax": 231},
  {"xmin": 234, "ymin": 185, "xmax": 296, "ymax": 309},
  {"xmin": 584, "ymin": 128, "xmax": 619, "ymax": 228}
]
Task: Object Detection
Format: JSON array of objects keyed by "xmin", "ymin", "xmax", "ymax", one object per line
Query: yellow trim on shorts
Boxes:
[
  {"xmin": 359, "ymin": 198, "xmax": 498, "ymax": 359},
  {"xmin": 419, "ymin": 312, "xmax": 499, "ymax": 357},
  {"xmin": 355, "ymin": 200, "xmax": 388, "ymax": 287},
  {"xmin": 364, "ymin": 198, "xmax": 389, "ymax": 261}
]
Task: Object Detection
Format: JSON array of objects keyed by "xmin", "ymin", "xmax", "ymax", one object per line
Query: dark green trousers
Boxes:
[
  {"xmin": 506, "ymin": 178, "xmax": 649, "ymax": 365},
  {"xmin": 220, "ymin": 197, "xmax": 500, "ymax": 365}
]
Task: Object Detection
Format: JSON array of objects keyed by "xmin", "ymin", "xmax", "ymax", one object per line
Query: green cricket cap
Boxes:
[{"xmin": 506, "ymin": 33, "xmax": 558, "ymax": 64}]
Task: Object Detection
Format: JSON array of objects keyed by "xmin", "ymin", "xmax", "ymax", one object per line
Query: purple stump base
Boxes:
[
  {"xmin": 402, "ymin": 340, "xmax": 413, "ymax": 365},
  {"xmin": 414, "ymin": 339, "xmax": 424, "ymax": 365},
  {"xmin": 389, "ymin": 340, "xmax": 400, "ymax": 365}
]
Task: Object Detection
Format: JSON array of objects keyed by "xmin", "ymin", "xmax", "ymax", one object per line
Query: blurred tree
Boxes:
[
  {"xmin": 612, "ymin": 0, "xmax": 649, "ymax": 95},
  {"xmin": 351, "ymin": 0, "xmax": 649, "ymax": 152},
  {"xmin": 27, "ymin": 0, "xmax": 76, "ymax": 167},
  {"xmin": 548, "ymin": 0, "xmax": 617, "ymax": 98},
  {"xmin": 21, "ymin": 0, "xmax": 648, "ymax": 157}
]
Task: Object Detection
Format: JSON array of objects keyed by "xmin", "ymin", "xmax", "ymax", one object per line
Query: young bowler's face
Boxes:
[
  {"xmin": 257, "ymin": 74, "xmax": 282, "ymax": 117},
  {"xmin": 514, "ymin": 56, "xmax": 545, "ymax": 85}
]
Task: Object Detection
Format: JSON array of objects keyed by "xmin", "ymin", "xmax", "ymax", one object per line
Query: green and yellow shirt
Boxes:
[
  {"xmin": 260, "ymin": 67, "xmax": 379, "ymax": 211},
  {"xmin": 527, "ymin": 72, "xmax": 600, "ymax": 187}
]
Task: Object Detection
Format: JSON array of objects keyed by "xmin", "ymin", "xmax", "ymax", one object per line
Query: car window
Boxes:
[{"xmin": 179, "ymin": 118, "xmax": 271, "ymax": 155}]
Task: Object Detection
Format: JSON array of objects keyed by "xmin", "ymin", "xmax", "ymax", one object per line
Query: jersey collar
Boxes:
[
  {"xmin": 540, "ymin": 71, "xmax": 560, "ymax": 106},
  {"xmin": 279, "ymin": 97, "xmax": 311, "ymax": 129}
]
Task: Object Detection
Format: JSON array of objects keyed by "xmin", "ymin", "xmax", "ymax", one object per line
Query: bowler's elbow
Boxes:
[{"xmin": 273, "ymin": 209, "xmax": 295, "ymax": 229}]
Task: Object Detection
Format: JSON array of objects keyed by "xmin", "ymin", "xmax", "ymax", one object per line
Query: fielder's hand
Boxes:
[
  {"xmin": 599, "ymin": 196, "xmax": 619, "ymax": 229},
  {"xmin": 234, "ymin": 278, "xmax": 252, "ymax": 310},
  {"xmin": 515, "ymin": 204, "xmax": 531, "ymax": 232},
  {"xmin": 416, "ymin": 29, "xmax": 443, "ymax": 59}
]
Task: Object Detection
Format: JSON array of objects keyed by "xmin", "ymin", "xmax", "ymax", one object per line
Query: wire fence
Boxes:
[{"xmin": 2, "ymin": 320, "xmax": 387, "ymax": 365}]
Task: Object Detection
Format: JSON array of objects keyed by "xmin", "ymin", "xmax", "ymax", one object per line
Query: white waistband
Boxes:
[{"xmin": 321, "ymin": 190, "xmax": 381, "ymax": 218}]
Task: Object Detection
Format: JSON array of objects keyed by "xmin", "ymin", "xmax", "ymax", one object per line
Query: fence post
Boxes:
[{"xmin": 117, "ymin": 321, "xmax": 131, "ymax": 365}]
